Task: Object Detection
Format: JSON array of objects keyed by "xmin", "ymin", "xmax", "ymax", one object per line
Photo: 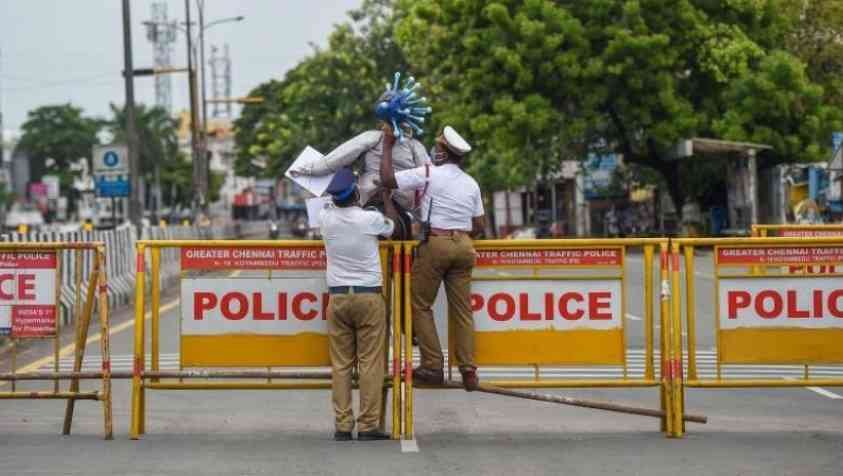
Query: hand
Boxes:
[
  {"xmin": 288, "ymin": 166, "xmax": 308, "ymax": 177},
  {"xmin": 381, "ymin": 124, "xmax": 397, "ymax": 147}
]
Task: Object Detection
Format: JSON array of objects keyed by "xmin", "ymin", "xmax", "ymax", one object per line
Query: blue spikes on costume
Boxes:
[{"xmin": 374, "ymin": 71, "xmax": 432, "ymax": 142}]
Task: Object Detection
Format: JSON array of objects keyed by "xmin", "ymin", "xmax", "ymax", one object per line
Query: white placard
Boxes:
[
  {"xmin": 470, "ymin": 279, "xmax": 623, "ymax": 331},
  {"xmin": 306, "ymin": 196, "xmax": 333, "ymax": 229},
  {"xmin": 181, "ymin": 277, "xmax": 329, "ymax": 336},
  {"xmin": 285, "ymin": 146, "xmax": 334, "ymax": 197},
  {"xmin": 719, "ymin": 277, "xmax": 843, "ymax": 329}
]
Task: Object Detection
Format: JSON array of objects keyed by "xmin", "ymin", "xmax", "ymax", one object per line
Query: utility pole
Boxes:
[
  {"xmin": 185, "ymin": 0, "xmax": 202, "ymax": 219},
  {"xmin": 198, "ymin": 0, "xmax": 209, "ymax": 215},
  {"xmin": 143, "ymin": 2, "xmax": 177, "ymax": 222},
  {"xmin": 121, "ymin": 0, "xmax": 143, "ymax": 229}
]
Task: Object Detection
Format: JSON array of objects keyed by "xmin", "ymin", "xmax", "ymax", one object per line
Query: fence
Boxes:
[
  {"xmin": 401, "ymin": 238, "xmax": 689, "ymax": 438},
  {"xmin": 672, "ymin": 236, "xmax": 843, "ymax": 437},
  {"xmin": 129, "ymin": 239, "xmax": 403, "ymax": 440},
  {"xmin": 0, "ymin": 242, "xmax": 113, "ymax": 439}
]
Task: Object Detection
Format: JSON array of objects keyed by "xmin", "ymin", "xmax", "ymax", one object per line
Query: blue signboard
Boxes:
[
  {"xmin": 833, "ymin": 132, "xmax": 843, "ymax": 152},
  {"xmin": 96, "ymin": 177, "xmax": 130, "ymax": 197},
  {"xmin": 583, "ymin": 153, "xmax": 620, "ymax": 199}
]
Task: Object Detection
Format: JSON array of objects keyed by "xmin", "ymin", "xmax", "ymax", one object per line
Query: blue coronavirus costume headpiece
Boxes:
[{"xmin": 374, "ymin": 72, "xmax": 432, "ymax": 143}]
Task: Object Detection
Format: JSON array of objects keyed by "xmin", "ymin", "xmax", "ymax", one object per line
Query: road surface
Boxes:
[{"xmin": 1, "ymin": 248, "xmax": 842, "ymax": 475}]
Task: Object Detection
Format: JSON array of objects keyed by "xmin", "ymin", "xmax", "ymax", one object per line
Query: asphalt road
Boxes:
[{"xmin": 1, "ymin": 247, "xmax": 842, "ymax": 476}]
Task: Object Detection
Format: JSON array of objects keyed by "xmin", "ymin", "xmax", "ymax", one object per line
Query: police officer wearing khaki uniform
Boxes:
[
  {"xmin": 320, "ymin": 168, "xmax": 394, "ymax": 441},
  {"xmin": 380, "ymin": 126, "xmax": 486, "ymax": 391}
]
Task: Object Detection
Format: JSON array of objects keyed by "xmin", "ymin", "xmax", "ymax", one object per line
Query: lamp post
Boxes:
[{"xmin": 180, "ymin": 1, "xmax": 242, "ymax": 219}]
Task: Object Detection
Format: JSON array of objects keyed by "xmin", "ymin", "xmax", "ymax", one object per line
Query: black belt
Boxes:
[{"xmin": 329, "ymin": 286, "xmax": 382, "ymax": 295}]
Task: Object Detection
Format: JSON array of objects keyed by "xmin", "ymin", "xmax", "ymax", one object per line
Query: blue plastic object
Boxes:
[{"xmin": 374, "ymin": 72, "xmax": 432, "ymax": 142}]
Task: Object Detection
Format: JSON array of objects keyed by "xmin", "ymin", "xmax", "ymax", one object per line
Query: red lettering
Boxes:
[
  {"xmin": 322, "ymin": 293, "xmax": 330, "ymax": 320},
  {"xmin": 221, "ymin": 292, "xmax": 248, "ymax": 320},
  {"xmin": 253, "ymin": 293, "xmax": 273, "ymax": 320},
  {"xmin": 0, "ymin": 273, "xmax": 13, "ymax": 300},
  {"xmin": 277, "ymin": 293, "xmax": 287, "ymax": 320},
  {"xmin": 470, "ymin": 294, "xmax": 484, "ymax": 312},
  {"xmin": 193, "ymin": 292, "xmax": 217, "ymax": 320},
  {"xmin": 488, "ymin": 293, "xmax": 515, "ymax": 321},
  {"xmin": 786, "ymin": 290, "xmax": 809, "ymax": 318},
  {"xmin": 18, "ymin": 274, "xmax": 35, "ymax": 300},
  {"xmin": 293, "ymin": 292, "xmax": 318, "ymax": 320},
  {"xmin": 544, "ymin": 293, "xmax": 553, "ymax": 320},
  {"xmin": 559, "ymin": 292, "xmax": 584, "ymax": 320},
  {"xmin": 829, "ymin": 290, "xmax": 843, "ymax": 318},
  {"xmin": 589, "ymin": 291, "xmax": 612, "ymax": 320},
  {"xmin": 813, "ymin": 290, "xmax": 824, "ymax": 318},
  {"xmin": 519, "ymin": 294, "xmax": 540, "ymax": 320},
  {"xmin": 727, "ymin": 291, "xmax": 751, "ymax": 319},
  {"xmin": 755, "ymin": 290, "xmax": 782, "ymax": 319}
]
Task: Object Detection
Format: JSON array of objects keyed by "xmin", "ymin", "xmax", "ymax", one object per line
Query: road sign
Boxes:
[
  {"xmin": 93, "ymin": 144, "xmax": 130, "ymax": 198},
  {"xmin": 0, "ymin": 251, "xmax": 57, "ymax": 337}
]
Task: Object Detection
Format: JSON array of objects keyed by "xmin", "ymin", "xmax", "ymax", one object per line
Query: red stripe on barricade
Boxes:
[
  {"xmin": 99, "ymin": 284, "xmax": 108, "ymax": 294},
  {"xmin": 674, "ymin": 359, "xmax": 683, "ymax": 380},
  {"xmin": 671, "ymin": 252, "xmax": 680, "ymax": 272},
  {"xmin": 403, "ymin": 362, "xmax": 412, "ymax": 381},
  {"xmin": 136, "ymin": 253, "xmax": 145, "ymax": 273},
  {"xmin": 392, "ymin": 358, "xmax": 399, "ymax": 377},
  {"xmin": 660, "ymin": 250, "xmax": 668, "ymax": 272},
  {"xmin": 133, "ymin": 356, "xmax": 143, "ymax": 378},
  {"xmin": 102, "ymin": 361, "xmax": 111, "ymax": 373},
  {"xmin": 403, "ymin": 252, "xmax": 412, "ymax": 271},
  {"xmin": 392, "ymin": 253, "xmax": 400, "ymax": 274}
]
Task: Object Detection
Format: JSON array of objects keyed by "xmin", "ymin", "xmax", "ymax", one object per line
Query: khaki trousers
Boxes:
[
  {"xmin": 412, "ymin": 234, "xmax": 475, "ymax": 369},
  {"xmin": 328, "ymin": 293, "xmax": 386, "ymax": 433}
]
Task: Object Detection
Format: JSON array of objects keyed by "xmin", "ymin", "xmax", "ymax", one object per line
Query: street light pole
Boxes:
[
  {"xmin": 198, "ymin": 0, "xmax": 209, "ymax": 215},
  {"xmin": 185, "ymin": 0, "xmax": 201, "ymax": 219},
  {"xmin": 121, "ymin": 0, "xmax": 142, "ymax": 229}
]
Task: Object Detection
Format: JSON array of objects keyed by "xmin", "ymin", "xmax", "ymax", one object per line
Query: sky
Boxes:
[{"xmin": 0, "ymin": 0, "xmax": 362, "ymax": 140}]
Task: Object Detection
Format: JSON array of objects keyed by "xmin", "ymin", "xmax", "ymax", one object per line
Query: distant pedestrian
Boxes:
[{"xmin": 320, "ymin": 168, "xmax": 394, "ymax": 441}]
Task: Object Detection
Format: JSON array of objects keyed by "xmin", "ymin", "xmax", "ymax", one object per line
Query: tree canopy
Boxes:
[
  {"xmin": 16, "ymin": 104, "xmax": 101, "ymax": 191},
  {"xmin": 235, "ymin": 0, "xmax": 842, "ymax": 215}
]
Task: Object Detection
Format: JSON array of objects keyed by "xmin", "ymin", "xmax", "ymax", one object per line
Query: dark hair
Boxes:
[{"xmin": 332, "ymin": 188, "xmax": 359, "ymax": 208}]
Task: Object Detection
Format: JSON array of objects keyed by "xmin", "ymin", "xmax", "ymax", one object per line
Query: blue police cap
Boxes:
[{"xmin": 325, "ymin": 168, "xmax": 357, "ymax": 201}]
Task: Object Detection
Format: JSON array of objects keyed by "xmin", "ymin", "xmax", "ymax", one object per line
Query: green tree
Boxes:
[
  {"xmin": 16, "ymin": 104, "xmax": 101, "ymax": 192},
  {"xmin": 396, "ymin": 0, "xmax": 841, "ymax": 214}
]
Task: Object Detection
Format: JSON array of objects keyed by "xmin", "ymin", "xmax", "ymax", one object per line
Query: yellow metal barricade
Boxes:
[
  {"xmin": 674, "ymin": 236, "xmax": 843, "ymax": 437},
  {"xmin": 130, "ymin": 240, "xmax": 403, "ymax": 440},
  {"xmin": 402, "ymin": 238, "xmax": 684, "ymax": 438},
  {"xmin": 0, "ymin": 242, "xmax": 113, "ymax": 439}
]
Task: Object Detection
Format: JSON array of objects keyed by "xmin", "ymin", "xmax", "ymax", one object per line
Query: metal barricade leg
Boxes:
[
  {"xmin": 131, "ymin": 245, "xmax": 146, "ymax": 440},
  {"xmin": 96, "ymin": 248, "xmax": 114, "ymax": 440}
]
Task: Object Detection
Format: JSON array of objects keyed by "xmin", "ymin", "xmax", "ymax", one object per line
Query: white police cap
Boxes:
[{"xmin": 443, "ymin": 126, "xmax": 471, "ymax": 156}]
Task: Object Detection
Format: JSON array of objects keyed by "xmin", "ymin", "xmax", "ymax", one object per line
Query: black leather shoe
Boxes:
[
  {"xmin": 412, "ymin": 366, "xmax": 445, "ymax": 385},
  {"xmin": 334, "ymin": 431, "xmax": 353, "ymax": 441},
  {"xmin": 357, "ymin": 430, "xmax": 391, "ymax": 441}
]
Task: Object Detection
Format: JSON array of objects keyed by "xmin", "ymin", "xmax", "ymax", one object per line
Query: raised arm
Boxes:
[{"xmin": 379, "ymin": 125, "xmax": 398, "ymax": 189}]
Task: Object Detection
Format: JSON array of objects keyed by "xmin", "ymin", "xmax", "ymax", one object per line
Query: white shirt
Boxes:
[
  {"xmin": 394, "ymin": 163, "xmax": 484, "ymax": 231},
  {"xmin": 320, "ymin": 205, "xmax": 394, "ymax": 287}
]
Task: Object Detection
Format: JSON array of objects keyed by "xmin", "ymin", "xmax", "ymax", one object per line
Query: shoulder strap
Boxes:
[{"xmin": 414, "ymin": 164, "xmax": 431, "ymax": 209}]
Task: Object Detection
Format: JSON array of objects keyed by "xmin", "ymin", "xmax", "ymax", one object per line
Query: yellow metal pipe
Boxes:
[
  {"xmin": 0, "ymin": 391, "xmax": 100, "ymax": 400},
  {"xmin": 670, "ymin": 242, "xmax": 685, "ymax": 437},
  {"xmin": 413, "ymin": 379, "xmax": 660, "ymax": 388},
  {"xmin": 145, "ymin": 382, "xmax": 334, "ymax": 390},
  {"xmin": 676, "ymin": 236, "xmax": 843, "ymax": 246},
  {"xmin": 686, "ymin": 379, "xmax": 843, "ymax": 388},
  {"xmin": 403, "ymin": 242, "xmax": 414, "ymax": 440},
  {"xmin": 53, "ymin": 253, "xmax": 62, "ymax": 393},
  {"xmin": 391, "ymin": 244, "xmax": 401, "ymax": 440},
  {"xmin": 96, "ymin": 248, "xmax": 114, "ymax": 440},
  {"xmin": 130, "ymin": 244, "xmax": 146, "ymax": 440},
  {"xmin": 658, "ymin": 242, "xmax": 672, "ymax": 435},
  {"xmin": 151, "ymin": 248, "xmax": 161, "ymax": 384},
  {"xmin": 683, "ymin": 245, "xmax": 697, "ymax": 381},
  {"xmin": 644, "ymin": 245, "xmax": 654, "ymax": 381}
]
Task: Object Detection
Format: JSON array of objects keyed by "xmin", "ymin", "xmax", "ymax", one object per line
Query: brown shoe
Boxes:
[
  {"xmin": 412, "ymin": 366, "xmax": 444, "ymax": 385},
  {"xmin": 459, "ymin": 366, "xmax": 479, "ymax": 391}
]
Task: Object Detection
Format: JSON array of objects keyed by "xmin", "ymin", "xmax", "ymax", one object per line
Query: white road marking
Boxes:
[
  {"xmin": 805, "ymin": 387, "xmax": 843, "ymax": 399},
  {"xmin": 401, "ymin": 439, "xmax": 420, "ymax": 453},
  {"xmin": 625, "ymin": 313, "xmax": 642, "ymax": 321}
]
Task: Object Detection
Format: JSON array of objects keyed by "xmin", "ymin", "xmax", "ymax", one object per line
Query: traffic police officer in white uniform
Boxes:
[
  {"xmin": 379, "ymin": 125, "xmax": 486, "ymax": 391},
  {"xmin": 320, "ymin": 168, "xmax": 394, "ymax": 441}
]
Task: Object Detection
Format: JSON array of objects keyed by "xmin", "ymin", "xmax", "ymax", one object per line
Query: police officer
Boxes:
[
  {"xmin": 379, "ymin": 126, "xmax": 486, "ymax": 391},
  {"xmin": 320, "ymin": 168, "xmax": 394, "ymax": 441}
]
